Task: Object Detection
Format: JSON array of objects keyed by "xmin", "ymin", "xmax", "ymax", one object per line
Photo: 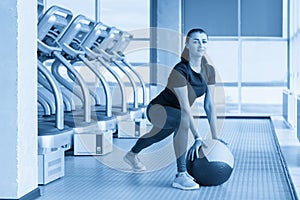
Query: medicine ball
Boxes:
[{"xmin": 186, "ymin": 139, "xmax": 234, "ymax": 186}]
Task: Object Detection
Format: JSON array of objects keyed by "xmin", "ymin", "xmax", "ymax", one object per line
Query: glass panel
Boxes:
[
  {"xmin": 241, "ymin": 87, "xmax": 283, "ymax": 114},
  {"xmin": 241, "ymin": 0, "xmax": 283, "ymax": 37},
  {"xmin": 241, "ymin": 40, "xmax": 287, "ymax": 114},
  {"xmin": 289, "ymin": 0, "xmax": 300, "ymax": 95},
  {"xmin": 290, "ymin": 37, "xmax": 300, "ymax": 93},
  {"xmin": 98, "ymin": 0, "xmax": 150, "ymax": 72},
  {"xmin": 242, "ymin": 40, "xmax": 287, "ymax": 83},
  {"xmin": 296, "ymin": 37, "xmax": 300, "ymax": 94},
  {"xmin": 242, "ymin": 87, "xmax": 283, "ymax": 104},
  {"xmin": 224, "ymin": 87, "xmax": 239, "ymax": 114},
  {"xmin": 124, "ymin": 40, "xmax": 150, "ymax": 63},
  {"xmin": 183, "ymin": 0, "xmax": 238, "ymax": 36},
  {"xmin": 207, "ymin": 40, "xmax": 239, "ymax": 83},
  {"xmin": 45, "ymin": 0, "xmax": 95, "ymax": 19},
  {"xmin": 100, "ymin": 0, "xmax": 150, "ymax": 31}
]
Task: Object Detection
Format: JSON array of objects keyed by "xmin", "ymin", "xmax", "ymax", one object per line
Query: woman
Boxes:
[{"xmin": 123, "ymin": 28, "xmax": 226, "ymax": 190}]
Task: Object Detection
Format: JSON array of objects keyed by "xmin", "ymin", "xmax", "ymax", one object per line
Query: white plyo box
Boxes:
[
  {"xmin": 74, "ymin": 130, "xmax": 113, "ymax": 155},
  {"xmin": 38, "ymin": 149, "xmax": 65, "ymax": 185},
  {"xmin": 118, "ymin": 119, "xmax": 148, "ymax": 138}
]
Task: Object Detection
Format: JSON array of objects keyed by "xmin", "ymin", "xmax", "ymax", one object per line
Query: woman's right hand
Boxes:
[{"xmin": 187, "ymin": 139, "xmax": 207, "ymax": 161}]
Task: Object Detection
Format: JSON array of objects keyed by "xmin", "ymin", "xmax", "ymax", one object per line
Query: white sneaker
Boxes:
[
  {"xmin": 172, "ymin": 172, "xmax": 199, "ymax": 190},
  {"xmin": 123, "ymin": 151, "xmax": 146, "ymax": 172}
]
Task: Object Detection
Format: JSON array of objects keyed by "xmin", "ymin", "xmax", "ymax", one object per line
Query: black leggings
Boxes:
[{"xmin": 131, "ymin": 104, "xmax": 188, "ymax": 172}]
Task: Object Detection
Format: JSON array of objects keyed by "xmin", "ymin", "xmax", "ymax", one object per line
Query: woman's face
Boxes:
[{"xmin": 186, "ymin": 32, "xmax": 208, "ymax": 58}]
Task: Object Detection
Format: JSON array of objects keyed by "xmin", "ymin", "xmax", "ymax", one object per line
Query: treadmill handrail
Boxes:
[
  {"xmin": 96, "ymin": 56, "xmax": 127, "ymax": 113},
  {"xmin": 53, "ymin": 51, "xmax": 91, "ymax": 123},
  {"xmin": 38, "ymin": 88, "xmax": 56, "ymax": 115},
  {"xmin": 38, "ymin": 39, "xmax": 61, "ymax": 55},
  {"xmin": 107, "ymin": 29, "xmax": 147, "ymax": 106},
  {"xmin": 38, "ymin": 71, "xmax": 72, "ymax": 112},
  {"xmin": 79, "ymin": 54, "xmax": 113, "ymax": 117},
  {"xmin": 93, "ymin": 31, "xmax": 140, "ymax": 108},
  {"xmin": 65, "ymin": 66, "xmax": 100, "ymax": 106},
  {"xmin": 113, "ymin": 60, "xmax": 139, "ymax": 108},
  {"xmin": 80, "ymin": 22, "xmax": 128, "ymax": 113},
  {"xmin": 38, "ymin": 93, "xmax": 51, "ymax": 116},
  {"xmin": 38, "ymin": 61, "xmax": 64, "ymax": 130},
  {"xmin": 51, "ymin": 59, "xmax": 84, "ymax": 103},
  {"xmin": 118, "ymin": 57, "xmax": 147, "ymax": 106},
  {"xmin": 56, "ymin": 15, "xmax": 103, "ymax": 108}
]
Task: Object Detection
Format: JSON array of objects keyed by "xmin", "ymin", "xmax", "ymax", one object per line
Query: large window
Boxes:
[
  {"xmin": 184, "ymin": 0, "xmax": 287, "ymax": 115},
  {"xmin": 183, "ymin": 0, "xmax": 283, "ymax": 37}
]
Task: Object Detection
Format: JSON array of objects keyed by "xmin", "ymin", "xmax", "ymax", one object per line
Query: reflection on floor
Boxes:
[{"xmin": 36, "ymin": 118, "xmax": 299, "ymax": 200}]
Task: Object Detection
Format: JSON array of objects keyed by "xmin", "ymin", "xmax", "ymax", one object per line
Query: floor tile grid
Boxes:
[{"xmin": 36, "ymin": 118, "xmax": 296, "ymax": 200}]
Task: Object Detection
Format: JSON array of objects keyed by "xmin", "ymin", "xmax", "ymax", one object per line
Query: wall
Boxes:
[
  {"xmin": 288, "ymin": 0, "xmax": 300, "ymax": 137},
  {"xmin": 0, "ymin": 0, "xmax": 38, "ymax": 199}
]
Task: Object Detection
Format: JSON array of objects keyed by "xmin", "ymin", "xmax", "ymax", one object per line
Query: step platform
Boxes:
[
  {"xmin": 38, "ymin": 148, "xmax": 65, "ymax": 185},
  {"xmin": 117, "ymin": 118, "xmax": 151, "ymax": 138},
  {"xmin": 74, "ymin": 129, "xmax": 113, "ymax": 155}
]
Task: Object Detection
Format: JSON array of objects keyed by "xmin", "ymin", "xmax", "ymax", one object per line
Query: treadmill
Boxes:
[
  {"xmin": 81, "ymin": 25, "xmax": 149, "ymax": 138},
  {"xmin": 37, "ymin": 6, "xmax": 73, "ymax": 184},
  {"xmin": 53, "ymin": 14, "xmax": 117, "ymax": 155},
  {"xmin": 38, "ymin": 6, "xmax": 113, "ymax": 156},
  {"xmin": 104, "ymin": 29, "xmax": 151, "ymax": 138},
  {"xmin": 110, "ymin": 30, "xmax": 148, "ymax": 114},
  {"xmin": 81, "ymin": 22, "xmax": 148, "ymax": 138}
]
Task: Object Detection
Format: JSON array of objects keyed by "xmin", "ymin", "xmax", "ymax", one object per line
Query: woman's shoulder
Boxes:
[
  {"xmin": 205, "ymin": 64, "xmax": 215, "ymax": 74},
  {"xmin": 202, "ymin": 56, "xmax": 215, "ymax": 73},
  {"xmin": 176, "ymin": 59, "xmax": 188, "ymax": 66},
  {"xmin": 202, "ymin": 56, "xmax": 216, "ymax": 84},
  {"xmin": 173, "ymin": 60, "xmax": 189, "ymax": 71}
]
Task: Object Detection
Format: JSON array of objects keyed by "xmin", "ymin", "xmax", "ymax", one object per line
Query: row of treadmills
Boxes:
[{"xmin": 37, "ymin": 5, "xmax": 150, "ymax": 185}]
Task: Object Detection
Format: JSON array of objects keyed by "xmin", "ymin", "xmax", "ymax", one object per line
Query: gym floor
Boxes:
[{"xmin": 36, "ymin": 117, "xmax": 300, "ymax": 200}]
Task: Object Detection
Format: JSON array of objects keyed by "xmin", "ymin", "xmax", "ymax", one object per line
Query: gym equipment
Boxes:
[
  {"xmin": 81, "ymin": 23, "xmax": 149, "ymax": 138},
  {"xmin": 38, "ymin": 92, "xmax": 51, "ymax": 116},
  {"xmin": 38, "ymin": 8, "xmax": 89, "ymax": 124},
  {"xmin": 91, "ymin": 28, "xmax": 142, "ymax": 117},
  {"xmin": 38, "ymin": 72, "xmax": 73, "ymax": 112},
  {"xmin": 55, "ymin": 14, "xmax": 117, "ymax": 155},
  {"xmin": 81, "ymin": 23, "xmax": 129, "ymax": 116},
  {"xmin": 105, "ymin": 29, "xmax": 150, "ymax": 138},
  {"xmin": 38, "ymin": 87, "xmax": 55, "ymax": 115},
  {"xmin": 39, "ymin": 5, "xmax": 114, "ymax": 157},
  {"xmin": 186, "ymin": 139, "xmax": 234, "ymax": 186},
  {"xmin": 37, "ymin": 6, "xmax": 74, "ymax": 185},
  {"xmin": 104, "ymin": 29, "xmax": 148, "ymax": 114},
  {"xmin": 37, "ymin": 0, "xmax": 44, "ymax": 20}
]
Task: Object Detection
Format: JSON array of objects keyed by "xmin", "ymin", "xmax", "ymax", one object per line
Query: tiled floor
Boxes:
[{"xmin": 36, "ymin": 118, "xmax": 299, "ymax": 200}]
